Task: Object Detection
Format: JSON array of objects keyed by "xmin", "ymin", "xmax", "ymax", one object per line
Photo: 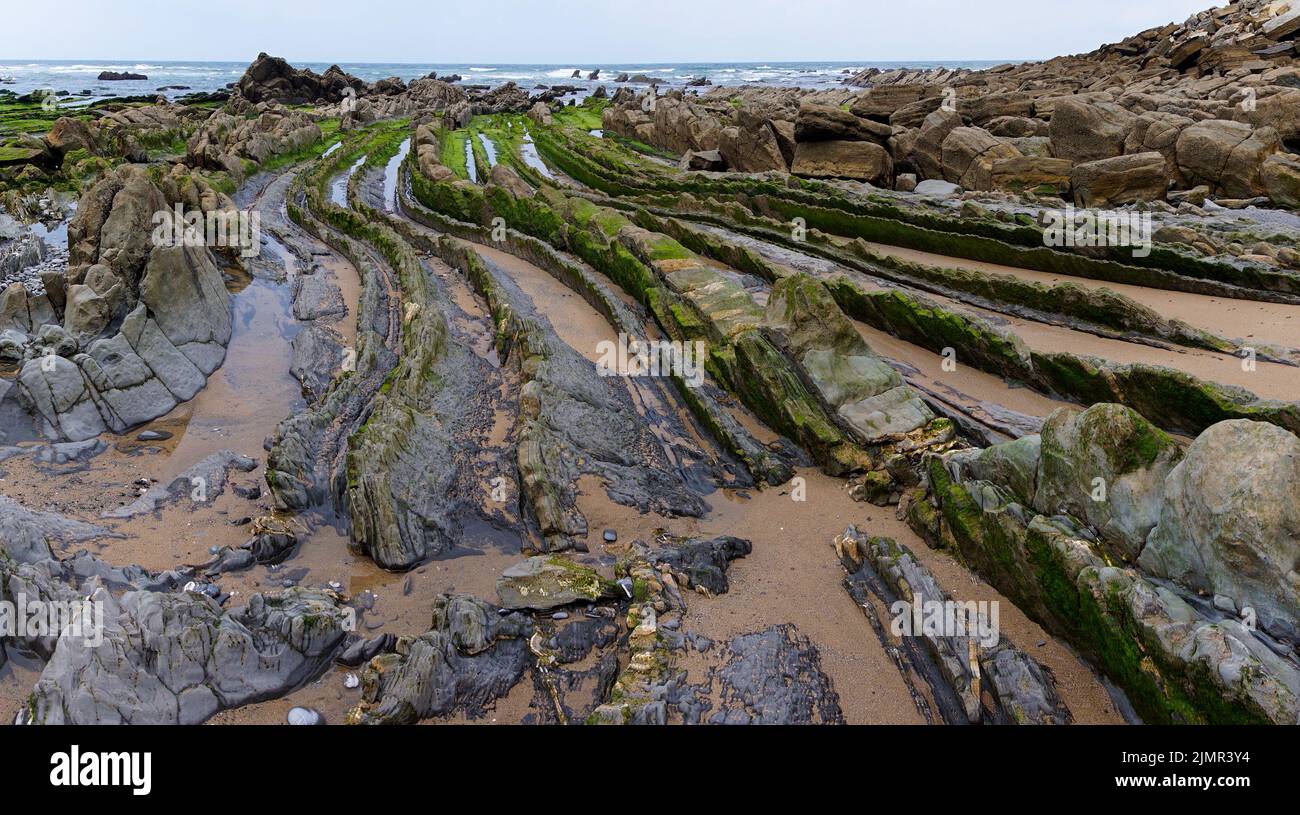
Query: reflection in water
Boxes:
[
  {"xmin": 381, "ymin": 137, "xmax": 411, "ymax": 212},
  {"xmin": 477, "ymin": 133, "xmax": 498, "ymax": 167},
  {"xmin": 519, "ymin": 131, "xmax": 554, "ymax": 179},
  {"xmin": 329, "ymin": 156, "xmax": 365, "ymax": 207}
]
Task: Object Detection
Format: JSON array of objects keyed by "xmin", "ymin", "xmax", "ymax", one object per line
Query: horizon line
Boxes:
[{"xmin": 2, "ymin": 56, "xmax": 1035, "ymax": 66}]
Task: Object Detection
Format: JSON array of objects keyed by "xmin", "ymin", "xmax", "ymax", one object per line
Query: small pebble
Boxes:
[
  {"xmin": 603, "ymin": 529, "xmax": 617, "ymax": 543},
  {"xmin": 343, "ymin": 673, "xmax": 360, "ymax": 689},
  {"xmin": 287, "ymin": 706, "xmax": 322, "ymax": 726},
  {"xmin": 551, "ymin": 611, "xmax": 569, "ymax": 620}
]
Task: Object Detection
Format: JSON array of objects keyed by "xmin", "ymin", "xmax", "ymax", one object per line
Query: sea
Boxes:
[{"xmin": 0, "ymin": 59, "xmax": 1015, "ymax": 104}]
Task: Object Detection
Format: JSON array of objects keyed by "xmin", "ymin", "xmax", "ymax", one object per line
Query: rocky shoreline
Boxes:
[{"xmin": 1, "ymin": 1, "xmax": 1299, "ymax": 726}]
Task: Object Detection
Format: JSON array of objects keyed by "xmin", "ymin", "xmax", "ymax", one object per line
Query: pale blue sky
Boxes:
[{"xmin": 1, "ymin": 0, "xmax": 1215, "ymax": 63}]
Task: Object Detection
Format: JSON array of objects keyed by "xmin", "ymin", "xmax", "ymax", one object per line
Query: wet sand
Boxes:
[
  {"xmin": 865, "ymin": 240, "xmax": 1300, "ymax": 351},
  {"xmin": 573, "ymin": 469, "xmax": 1124, "ymax": 725}
]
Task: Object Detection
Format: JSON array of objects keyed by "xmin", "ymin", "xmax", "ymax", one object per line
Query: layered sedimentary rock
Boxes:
[
  {"xmin": 598, "ymin": 0, "xmax": 1300, "ymax": 209},
  {"xmin": 911, "ymin": 404, "xmax": 1300, "ymax": 724},
  {"xmin": 12, "ymin": 165, "xmax": 232, "ymax": 441}
]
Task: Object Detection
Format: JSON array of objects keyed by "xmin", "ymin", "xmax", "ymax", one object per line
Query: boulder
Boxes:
[
  {"xmin": 137, "ymin": 244, "xmax": 232, "ymax": 375},
  {"xmin": 964, "ymin": 91, "xmax": 1037, "ymax": 125},
  {"xmin": 850, "ymin": 85, "xmax": 940, "ymax": 121},
  {"xmin": 791, "ymin": 139, "xmax": 892, "ymax": 183},
  {"xmin": 43, "ymin": 117, "xmax": 97, "ymax": 156},
  {"xmin": 73, "ymin": 166, "xmax": 168, "ymax": 287},
  {"xmin": 940, "ymin": 127, "xmax": 1021, "ymax": 190},
  {"xmin": 908, "ymin": 108, "xmax": 962, "ymax": 180},
  {"xmin": 889, "ymin": 96, "xmax": 946, "ymax": 129},
  {"xmin": 495, "ymin": 556, "xmax": 615, "ymax": 610},
  {"xmin": 913, "ymin": 178, "xmax": 962, "ymax": 196},
  {"xmin": 1124, "ymin": 112, "xmax": 1194, "ymax": 184},
  {"xmin": 62, "ymin": 284, "xmax": 112, "ymax": 344},
  {"xmin": 766, "ymin": 274, "xmax": 931, "ymax": 442},
  {"xmin": 986, "ymin": 116, "xmax": 1048, "ymax": 138},
  {"xmin": 1237, "ymin": 88, "xmax": 1300, "ymax": 143},
  {"xmin": 1048, "ymin": 98, "xmax": 1136, "ymax": 164},
  {"xmin": 1175, "ymin": 120, "xmax": 1280, "ymax": 198},
  {"xmin": 718, "ymin": 121, "xmax": 787, "ymax": 172},
  {"xmin": 1262, "ymin": 152, "xmax": 1300, "ymax": 208},
  {"xmin": 488, "ymin": 163, "xmax": 534, "ymax": 198},
  {"xmin": 347, "ymin": 594, "xmax": 533, "ymax": 724},
  {"xmin": 1032, "ymin": 404, "xmax": 1183, "ymax": 560},
  {"xmin": 526, "ymin": 101, "xmax": 552, "ymax": 127},
  {"xmin": 770, "ymin": 119, "xmax": 797, "ymax": 166},
  {"xmin": 950, "ymin": 434, "xmax": 1042, "ymax": 505},
  {"xmin": 794, "ymin": 103, "xmax": 892, "ymax": 143},
  {"xmin": 1070, "ymin": 151, "xmax": 1168, "ymax": 206},
  {"xmin": 651, "ymin": 96, "xmax": 722, "ymax": 155},
  {"xmin": 990, "ymin": 155, "xmax": 1072, "ymax": 193},
  {"xmin": 1139, "ymin": 420, "xmax": 1300, "ymax": 643}
]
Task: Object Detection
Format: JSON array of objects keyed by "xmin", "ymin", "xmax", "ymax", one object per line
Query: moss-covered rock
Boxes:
[
  {"xmin": 1032, "ymin": 404, "xmax": 1182, "ymax": 560},
  {"xmin": 1138, "ymin": 419, "xmax": 1300, "ymax": 643},
  {"xmin": 923, "ymin": 454, "xmax": 1298, "ymax": 725}
]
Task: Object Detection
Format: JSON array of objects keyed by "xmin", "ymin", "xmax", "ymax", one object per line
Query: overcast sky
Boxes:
[{"xmin": 2, "ymin": 0, "xmax": 1215, "ymax": 63}]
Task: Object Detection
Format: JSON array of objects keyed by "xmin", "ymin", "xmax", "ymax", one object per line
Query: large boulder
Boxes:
[
  {"xmin": 1175, "ymin": 120, "xmax": 1281, "ymax": 198},
  {"xmin": 1124, "ymin": 112, "xmax": 1194, "ymax": 184},
  {"xmin": 1139, "ymin": 420, "xmax": 1300, "ymax": 643},
  {"xmin": 526, "ymin": 101, "xmax": 553, "ymax": 127},
  {"xmin": 990, "ymin": 155, "xmax": 1072, "ymax": 194},
  {"xmin": 985, "ymin": 115, "xmax": 1049, "ymax": 138},
  {"xmin": 718, "ymin": 120, "xmax": 788, "ymax": 172},
  {"xmin": 1070, "ymin": 151, "xmax": 1168, "ymax": 206},
  {"xmin": 1032, "ymin": 404, "xmax": 1183, "ymax": 560},
  {"xmin": 495, "ymin": 556, "xmax": 615, "ymax": 610},
  {"xmin": 794, "ymin": 103, "xmax": 892, "ymax": 143},
  {"xmin": 964, "ymin": 91, "xmax": 1037, "ymax": 125},
  {"xmin": 1237, "ymin": 88, "xmax": 1300, "ymax": 143},
  {"xmin": 1263, "ymin": 152, "xmax": 1300, "ymax": 208},
  {"xmin": 44, "ymin": 117, "xmax": 98, "ymax": 157},
  {"xmin": 1048, "ymin": 98, "xmax": 1136, "ymax": 164},
  {"xmin": 69, "ymin": 165, "xmax": 168, "ymax": 287},
  {"xmin": 950, "ymin": 434, "xmax": 1042, "ymax": 506},
  {"xmin": 651, "ymin": 96, "xmax": 722, "ymax": 155},
  {"xmin": 792, "ymin": 139, "xmax": 892, "ymax": 184},
  {"xmin": 940, "ymin": 127, "xmax": 1021, "ymax": 190},
  {"xmin": 849, "ymin": 85, "xmax": 940, "ymax": 122},
  {"xmin": 137, "ymin": 244, "xmax": 232, "ymax": 375},
  {"xmin": 907, "ymin": 108, "xmax": 962, "ymax": 180}
]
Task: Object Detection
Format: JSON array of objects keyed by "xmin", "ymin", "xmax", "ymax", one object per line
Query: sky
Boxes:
[{"xmin": 1, "ymin": 0, "xmax": 1217, "ymax": 63}]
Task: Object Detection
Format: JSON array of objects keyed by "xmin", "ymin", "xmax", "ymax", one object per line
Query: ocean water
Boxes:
[{"xmin": 0, "ymin": 59, "xmax": 1013, "ymax": 104}]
